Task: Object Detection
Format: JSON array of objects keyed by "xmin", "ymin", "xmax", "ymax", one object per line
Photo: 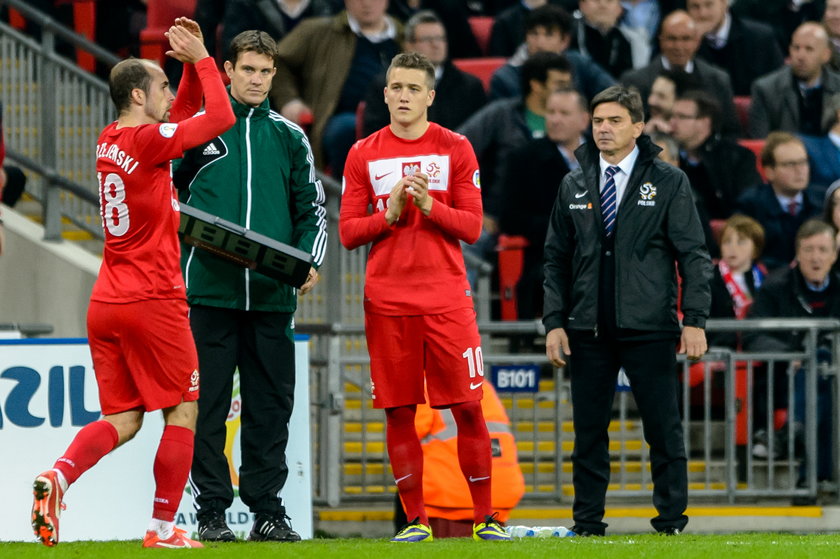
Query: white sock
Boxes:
[
  {"xmin": 51, "ymin": 469, "xmax": 69, "ymax": 493},
  {"xmin": 148, "ymin": 518, "xmax": 175, "ymax": 539}
]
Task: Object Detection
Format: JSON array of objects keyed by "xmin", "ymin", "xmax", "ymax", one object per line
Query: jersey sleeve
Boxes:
[
  {"xmin": 339, "ymin": 143, "xmax": 392, "ymax": 250},
  {"xmin": 132, "ymin": 57, "xmax": 235, "ymax": 167},
  {"xmin": 168, "ymin": 61, "xmax": 203, "ymax": 123},
  {"xmin": 288, "ymin": 126, "xmax": 328, "ymax": 267},
  {"xmin": 424, "ymin": 136, "xmax": 483, "ymax": 244}
]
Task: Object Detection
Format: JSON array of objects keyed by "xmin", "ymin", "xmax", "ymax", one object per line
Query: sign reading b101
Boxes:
[{"xmin": 491, "ymin": 364, "xmax": 540, "ymax": 392}]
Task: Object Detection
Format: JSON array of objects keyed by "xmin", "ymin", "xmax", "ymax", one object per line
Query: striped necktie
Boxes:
[{"xmin": 601, "ymin": 165, "xmax": 620, "ymax": 236}]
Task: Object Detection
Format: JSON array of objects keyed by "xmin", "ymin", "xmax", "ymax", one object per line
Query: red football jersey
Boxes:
[
  {"xmin": 91, "ymin": 57, "xmax": 231, "ymax": 303},
  {"xmin": 340, "ymin": 123, "xmax": 483, "ymax": 315}
]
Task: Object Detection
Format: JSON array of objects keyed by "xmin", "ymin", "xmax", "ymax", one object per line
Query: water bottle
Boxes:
[
  {"xmin": 505, "ymin": 525, "xmax": 536, "ymax": 538},
  {"xmin": 535, "ymin": 526, "xmax": 571, "ymax": 537},
  {"xmin": 505, "ymin": 525, "xmax": 571, "ymax": 538}
]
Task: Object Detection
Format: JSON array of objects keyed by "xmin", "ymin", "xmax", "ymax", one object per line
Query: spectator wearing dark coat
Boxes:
[
  {"xmin": 498, "ymin": 87, "xmax": 589, "ymax": 319},
  {"xmin": 620, "ymin": 10, "xmax": 741, "ymax": 136},
  {"xmin": 736, "ymin": 132, "xmax": 823, "ymax": 270},
  {"xmin": 749, "ymin": 23, "xmax": 840, "ymax": 139},
  {"xmin": 668, "ymin": 90, "xmax": 761, "ymax": 256},
  {"xmin": 687, "ymin": 0, "xmax": 784, "ymax": 96}
]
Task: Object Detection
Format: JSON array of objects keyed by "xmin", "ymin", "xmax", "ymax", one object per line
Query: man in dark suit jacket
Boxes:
[
  {"xmin": 687, "ymin": 0, "xmax": 784, "ymax": 96},
  {"xmin": 736, "ymin": 132, "xmax": 823, "ymax": 270},
  {"xmin": 620, "ymin": 10, "xmax": 741, "ymax": 136},
  {"xmin": 362, "ymin": 11, "xmax": 487, "ymax": 135},
  {"xmin": 668, "ymin": 91, "xmax": 761, "ymax": 256},
  {"xmin": 749, "ymin": 22, "xmax": 840, "ymax": 138},
  {"xmin": 498, "ymin": 87, "xmax": 589, "ymax": 319}
]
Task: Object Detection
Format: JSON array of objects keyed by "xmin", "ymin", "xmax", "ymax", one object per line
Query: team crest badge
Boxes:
[{"xmin": 638, "ymin": 182, "xmax": 656, "ymax": 206}]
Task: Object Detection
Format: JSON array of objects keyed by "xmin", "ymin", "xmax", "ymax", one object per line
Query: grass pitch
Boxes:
[{"xmin": 4, "ymin": 534, "xmax": 840, "ymax": 559}]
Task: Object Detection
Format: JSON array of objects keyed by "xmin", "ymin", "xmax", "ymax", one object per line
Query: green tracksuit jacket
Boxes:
[{"xmin": 174, "ymin": 94, "xmax": 327, "ymax": 312}]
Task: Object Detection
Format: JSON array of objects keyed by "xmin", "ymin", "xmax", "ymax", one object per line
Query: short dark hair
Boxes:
[
  {"xmin": 591, "ymin": 85, "xmax": 644, "ymax": 123},
  {"xmin": 796, "ymin": 218, "xmax": 837, "ymax": 250},
  {"xmin": 761, "ymin": 131, "xmax": 803, "ymax": 168},
  {"xmin": 404, "ymin": 10, "xmax": 443, "ymax": 43},
  {"xmin": 521, "ymin": 52, "xmax": 572, "ymax": 97},
  {"xmin": 525, "ymin": 4, "xmax": 573, "ymax": 36},
  {"xmin": 657, "ymin": 69, "xmax": 705, "ymax": 97},
  {"xmin": 677, "ymin": 89, "xmax": 722, "ymax": 132},
  {"xmin": 721, "ymin": 214, "xmax": 765, "ymax": 259},
  {"xmin": 109, "ymin": 58, "xmax": 153, "ymax": 115},
  {"xmin": 226, "ymin": 30, "xmax": 278, "ymax": 65},
  {"xmin": 386, "ymin": 52, "xmax": 436, "ymax": 89}
]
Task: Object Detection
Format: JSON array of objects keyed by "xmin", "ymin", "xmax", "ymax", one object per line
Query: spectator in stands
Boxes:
[
  {"xmin": 362, "ymin": 10, "xmax": 486, "ymax": 135},
  {"xmin": 687, "ymin": 0, "xmax": 784, "ymax": 96},
  {"xmin": 220, "ymin": 0, "xmax": 336, "ymax": 60},
  {"xmin": 270, "ymin": 0, "xmax": 401, "ymax": 175},
  {"xmin": 489, "ymin": 5, "xmax": 615, "ymax": 102},
  {"xmin": 620, "ymin": 10, "xmax": 741, "ymax": 136},
  {"xmin": 737, "ymin": 132, "xmax": 823, "ymax": 270},
  {"xmin": 498, "ymin": 87, "xmax": 589, "ymax": 320},
  {"xmin": 824, "ymin": 0, "xmax": 840, "ymax": 72},
  {"xmin": 644, "ymin": 69, "xmax": 704, "ymax": 134},
  {"xmin": 621, "ymin": 0, "xmax": 666, "ymax": 43},
  {"xmin": 744, "ymin": 219, "xmax": 838, "ymax": 492},
  {"xmin": 749, "ymin": 22, "xmax": 840, "ymax": 139},
  {"xmin": 569, "ymin": 0, "xmax": 651, "ymax": 80},
  {"xmin": 800, "ymin": 92, "xmax": 840, "ymax": 190},
  {"xmin": 731, "ymin": 0, "xmax": 824, "ymax": 52},
  {"xmin": 668, "ymin": 90, "xmax": 761, "ymax": 256},
  {"xmin": 459, "ymin": 52, "xmax": 573, "ymax": 284},
  {"xmin": 707, "ymin": 214, "xmax": 767, "ymax": 348}
]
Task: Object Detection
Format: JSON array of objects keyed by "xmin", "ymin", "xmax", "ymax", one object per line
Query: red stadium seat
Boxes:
[
  {"xmin": 733, "ymin": 96, "xmax": 751, "ymax": 136},
  {"xmin": 496, "ymin": 234, "xmax": 529, "ymax": 321},
  {"xmin": 737, "ymin": 138, "xmax": 766, "ymax": 181},
  {"xmin": 468, "ymin": 16, "xmax": 494, "ymax": 56},
  {"xmin": 452, "ymin": 57, "xmax": 507, "ymax": 93},
  {"xmin": 140, "ymin": 0, "xmax": 198, "ymax": 67}
]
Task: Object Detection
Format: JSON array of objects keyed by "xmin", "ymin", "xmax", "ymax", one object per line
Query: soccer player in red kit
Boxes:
[
  {"xmin": 339, "ymin": 52, "xmax": 510, "ymax": 542},
  {"xmin": 30, "ymin": 19, "xmax": 234, "ymax": 548}
]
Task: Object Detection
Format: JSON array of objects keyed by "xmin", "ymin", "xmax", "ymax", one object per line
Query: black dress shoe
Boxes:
[
  {"xmin": 570, "ymin": 525, "xmax": 603, "ymax": 537},
  {"xmin": 658, "ymin": 527, "xmax": 681, "ymax": 536}
]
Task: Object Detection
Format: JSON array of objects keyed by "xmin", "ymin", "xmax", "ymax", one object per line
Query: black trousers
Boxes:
[
  {"xmin": 567, "ymin": 332, "xmax": 688, "ymax": 534},
  {"xmin": 189, "ymin": 305, "xmax": 296, "ymax": 517}
]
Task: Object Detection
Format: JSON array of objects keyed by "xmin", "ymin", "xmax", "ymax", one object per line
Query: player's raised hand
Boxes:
[
  {"xmin": 165, "ymin": 24, "xmax": 209, "ymax": 64},
  {"xmin": 173, "ymin": 17, "xmax": 204, "ymax": 42}
]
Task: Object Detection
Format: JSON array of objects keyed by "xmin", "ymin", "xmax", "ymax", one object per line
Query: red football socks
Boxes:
[
  {"xmin": 53, "ymin": 420, "xmax": 119, "ymax": 486},
  {"xmin": 450, "ymin": 400, "xmax": 493, "ymax": 523},
  {"xmin": 385, "ymin": 405, "xmax": 428, "ymax": 525},
  {"xmin": 152, "ymin": 425, "xmax": 195, "ymax": 522}
]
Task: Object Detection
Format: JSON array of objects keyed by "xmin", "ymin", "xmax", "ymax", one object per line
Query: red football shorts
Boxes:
[
  {"xmin": 365, "ymin": 307, "xmax": 485, "ymax": 409},
  {"xmin": 87, "ymin": 298, "xmax": 199, "ymax": 415}
]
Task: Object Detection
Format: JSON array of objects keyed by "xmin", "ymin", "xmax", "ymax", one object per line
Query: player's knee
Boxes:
[{"xmin": 163, "ymin": 400, "xmax": 198, "ymax": 431}]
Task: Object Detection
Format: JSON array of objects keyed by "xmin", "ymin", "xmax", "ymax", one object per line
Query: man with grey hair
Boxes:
[
  {"xmin": 362, "ymin": 10, "xmax": 486, "ymax": 135},
  {"xmin": 750, "ymin": 22, "xmax": 840, "ymax": 138},
  {"xmin": 544, "ymin": 85, "xmax": 711, "ymax": 536}
]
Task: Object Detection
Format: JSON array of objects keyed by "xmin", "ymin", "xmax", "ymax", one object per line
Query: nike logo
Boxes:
[
  {"xmin": 469, "ymin": 475, "xmax": 490, "ymax": 483},
  {"xmin": 574, "ymin": 191, "xmax": 587, "ymax": 198},
  {"xmin": 375, "ymin": 171, "xmax": 394, "ymax": 180},
  {"xmin": 470, "ymin": 381, "xmax": 483, "ymax": 390},
  {"xmin": 395, "ymin": 473, "xmax": 413, "ymax": 484}
]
